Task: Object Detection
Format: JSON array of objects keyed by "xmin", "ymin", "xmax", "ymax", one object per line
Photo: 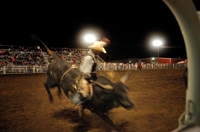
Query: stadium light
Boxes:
[
  {"xmin": 83, "ymin": 34, "xmax": 96, "ymax": 43},
  {"xmin": 76, "ymin": 25, "xmax": 104, "ymax": 47}
]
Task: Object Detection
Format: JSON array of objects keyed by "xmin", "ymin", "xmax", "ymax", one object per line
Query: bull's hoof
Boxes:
[
  {"xmin": 57, "ymin": 91, "xmax": 62, "ymax": 99},
  {"xmin": 49, "ymin": 96, "xmax": 53, "ymax": 103},
  {"xmin": 113, "ymin": 122, "xmax": 128, "ymax": 132}
]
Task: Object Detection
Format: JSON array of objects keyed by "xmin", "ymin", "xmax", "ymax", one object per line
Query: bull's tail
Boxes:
[
  {"xmin": 31, "ymin": 35, "xmax": 54, "ymax": 57},
  {"xmin": 36, "ymin": 38, "xmax": 54, "ymax": 57}
]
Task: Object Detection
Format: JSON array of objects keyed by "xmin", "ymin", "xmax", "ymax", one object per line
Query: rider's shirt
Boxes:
[{"xmin": 79, "ymin": 49, "xmax": 97, "ymax": 77}]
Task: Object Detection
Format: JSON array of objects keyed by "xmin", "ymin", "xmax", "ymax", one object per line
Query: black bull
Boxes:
[{"xmin": 43, "ymin": 55, "xmax": 134, "ymax": 131}]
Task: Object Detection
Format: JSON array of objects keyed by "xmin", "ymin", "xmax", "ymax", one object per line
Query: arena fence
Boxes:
[
  {"xmin": 0, "ymin": 63, "xmax": 187, "ymax": 75},
  {"xmin": 0, "ymin": 66, "xmax": 48, "ymax": 74}
]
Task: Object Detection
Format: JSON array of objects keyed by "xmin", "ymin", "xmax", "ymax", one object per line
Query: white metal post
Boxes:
[{"xmin": 163, "ymin": 0, "xmax": 200, "ymax": 130}]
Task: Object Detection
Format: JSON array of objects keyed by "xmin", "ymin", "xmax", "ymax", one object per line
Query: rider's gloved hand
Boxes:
[
  {"xmin": 82, "ymin": 73, "xmax": 97, "ymax": 83},
  {"xmin": 91, "ymin": 73, "xmax": 97, "ymax": 81}
]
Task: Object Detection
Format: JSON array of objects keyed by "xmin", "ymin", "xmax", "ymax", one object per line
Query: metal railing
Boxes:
[
  {"xmin": 0, "ymin": 65, "xmax": 48, "ymax": 74},
  {"xmin": 0, "ymin": 63, "xmax": 186, "ymax": 75}
]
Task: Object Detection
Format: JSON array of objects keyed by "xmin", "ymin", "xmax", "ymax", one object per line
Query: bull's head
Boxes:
[{"xmin": 120, "ymin": 71, "xmax": 132, "ymax": 84}]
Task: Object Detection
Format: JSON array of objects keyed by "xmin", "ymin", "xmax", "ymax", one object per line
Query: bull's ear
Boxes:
[{"xmin": 120, "ymin": 71, "xmax": 132, "ymax": 83}]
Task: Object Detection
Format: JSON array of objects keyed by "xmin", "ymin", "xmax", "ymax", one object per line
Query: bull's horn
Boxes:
[{"xmin": 120, "ymin": 71, "xmax": 132, "ymax": 83}]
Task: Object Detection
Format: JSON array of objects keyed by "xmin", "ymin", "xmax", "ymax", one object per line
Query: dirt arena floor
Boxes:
[{"xmin": 0, "ymin": 68, "xmax": 186, "ymax": 132}]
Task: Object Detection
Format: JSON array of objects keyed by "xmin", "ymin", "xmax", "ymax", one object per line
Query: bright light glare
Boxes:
[
  {"xmin": 83, "ymin": 34, "xmax": 96, "ymax": 43},
  {"xmin": 152, "ymin": 40, "xmax": 163, "ymax": 47},
  {"xmin": 76, "ymin": 25, "xmax": 103, "ymax": 47}
]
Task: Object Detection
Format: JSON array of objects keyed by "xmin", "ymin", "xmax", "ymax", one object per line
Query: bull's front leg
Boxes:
[
  {"xmin": 95, "ymin": 111, "xmax": 122, "ymax": 132},
  {"xmin": 44, "ymin": 82, "xmax": 53, "ymax": 103}
]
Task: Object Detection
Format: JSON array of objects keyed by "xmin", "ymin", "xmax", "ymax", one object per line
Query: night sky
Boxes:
[{"xmin": 0, "ymin": 0, "xmax": 199, "ymax": 62}]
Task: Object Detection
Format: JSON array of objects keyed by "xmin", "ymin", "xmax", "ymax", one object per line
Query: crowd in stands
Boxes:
[
  {"xmin": 0, "ymin": 45, "xmax": 103, "ymax": 67},
  {"xmin": 0, "ymin": 46, "xmax": 47, "ymax": 67}
]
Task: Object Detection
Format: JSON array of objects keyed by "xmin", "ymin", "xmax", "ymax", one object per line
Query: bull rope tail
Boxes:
[{"xmin": 60, "ymin": 67, "xmax": 74, "ymax": 84}]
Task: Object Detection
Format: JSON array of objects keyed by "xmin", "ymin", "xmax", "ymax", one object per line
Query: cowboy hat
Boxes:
[{"xmin": 88, "ymin": 41, "xmax": 107, "ymax": 53}]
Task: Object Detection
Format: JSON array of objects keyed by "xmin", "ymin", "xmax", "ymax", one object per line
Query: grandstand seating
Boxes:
[{"xmin": 0, "ymin": 46, "xmax": 104, "ymax": 67}]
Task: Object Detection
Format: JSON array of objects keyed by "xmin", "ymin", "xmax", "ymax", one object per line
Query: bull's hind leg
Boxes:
[
  {"xmin": 57, "ymin": 86, "xmax": 62, "ymax": 99},
  {"xmin": 44, "ymin": 82, "xmax": 53, "ymax": 103}
]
